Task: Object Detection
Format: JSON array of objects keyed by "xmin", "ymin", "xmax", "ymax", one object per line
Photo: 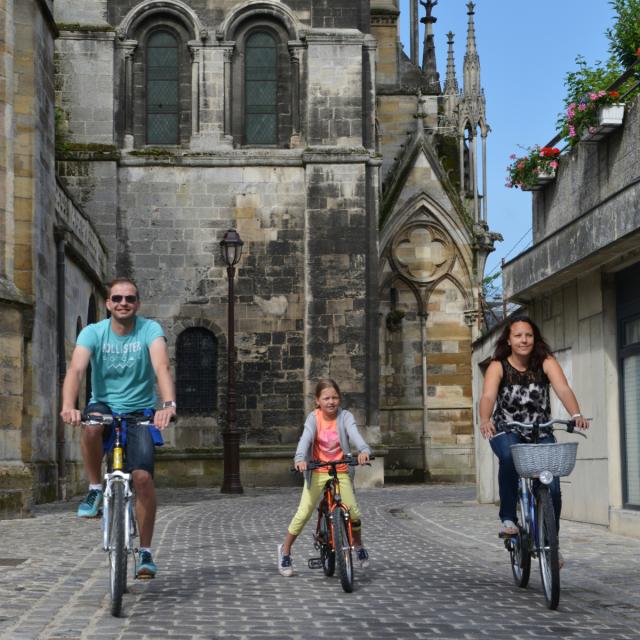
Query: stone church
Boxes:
[{"xmin": 0, "ymin": 0, "xmax": 499, "ymax": 515}]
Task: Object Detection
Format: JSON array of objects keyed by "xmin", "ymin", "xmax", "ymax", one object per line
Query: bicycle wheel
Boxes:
[
  {"xmin": 333, "ymin": 509, "xmax": 354, "ymax": 593},
  {"xmin": 510, "ymin": 501, "xmax": 531, "ymax": 587},
  {"xmin": 320, "ymin": 515, "xmax": 335, "ymax": 577},
  {"xmin": 109, "ymin": 480, "xmax": 128, "ymax": 617},
  {"xmin": 536, "ymin": 486, "xmax": 560, "ymax": 609}
]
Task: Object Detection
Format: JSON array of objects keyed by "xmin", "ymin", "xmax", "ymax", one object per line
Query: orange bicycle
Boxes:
[{"xmin": 306, "ymin": 456, "xmax": 372, "ymax": 592}]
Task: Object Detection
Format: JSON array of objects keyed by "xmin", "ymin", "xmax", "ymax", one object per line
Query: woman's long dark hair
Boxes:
[{"xmin": 493, "ymin": 315, "xmax": 552, "ymax": 371}]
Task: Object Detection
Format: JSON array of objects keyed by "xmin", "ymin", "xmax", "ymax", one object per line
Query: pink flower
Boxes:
[
  {"xmin": 589, "ymin": 92, "xmax": 598, "ymax": 101},
  {"xmin": 578, "ymin": 103, "xmax": 587, "ymax": 111},
  {"xmin": 549, "ymin": 160, "xmax": 558, "ymax": 169},
  {"xmin": 517, "ymin": 162, "xmax": 525, "ymax": 169},
  {"xmin": 569, "ymin": 126, "xmax": 576, "ymax": 137}
]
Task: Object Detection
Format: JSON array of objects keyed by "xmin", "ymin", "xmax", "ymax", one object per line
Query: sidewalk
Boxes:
[{"xmin": 1, "ymin": 484, "xmax": 640, "ymax": 639}]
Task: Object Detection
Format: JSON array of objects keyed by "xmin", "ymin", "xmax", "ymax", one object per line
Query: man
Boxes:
[{"xmin": 60, "ymin": 277, "xmax": 176, "ymax": 578}]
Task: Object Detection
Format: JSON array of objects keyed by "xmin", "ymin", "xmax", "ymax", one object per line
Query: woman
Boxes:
[
  {"xmin": 278, "ymin": 379, "xmax": 371, "ymax": 577},
  {"xmin": 479, "ymin": 316, "xmax": 589, "ymax": 540}
]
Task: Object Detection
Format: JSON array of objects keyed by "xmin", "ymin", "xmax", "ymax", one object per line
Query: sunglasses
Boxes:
[{"xmin": 110, "ymin": 295, "xmax": 138, "ymax": 303}]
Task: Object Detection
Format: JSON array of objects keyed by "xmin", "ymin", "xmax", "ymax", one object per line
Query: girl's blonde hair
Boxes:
[{"xmin": 314, "ymin": 378, "xmax": 342, "ymax": 400}]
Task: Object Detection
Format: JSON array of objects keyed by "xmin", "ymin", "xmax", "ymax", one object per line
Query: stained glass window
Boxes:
[
  {"xmin": 245, "ymin": 32, "xmax": 277, "ymax": 144},
  {"xmin": 146, "ymin": 31, "xmax": 179, "ymax": 144}
]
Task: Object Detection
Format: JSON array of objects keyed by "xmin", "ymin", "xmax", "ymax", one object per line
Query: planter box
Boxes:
[
  {"xmin": 521, "ymin": 170, "xmax": 556, "ymax": 191},
  {"xmin": 581, "ymin": 103, "xmax": 625, "ymax": 142}
]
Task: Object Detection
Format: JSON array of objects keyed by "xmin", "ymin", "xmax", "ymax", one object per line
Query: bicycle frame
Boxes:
[{"xmin": 316, "ymin": 471, "xmax": 353, "ymax": 551}]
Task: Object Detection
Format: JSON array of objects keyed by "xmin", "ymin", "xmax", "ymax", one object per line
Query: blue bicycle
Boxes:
[{"xmin": 499, "ymin": 418, "xmax": 586, "ymax": 610}]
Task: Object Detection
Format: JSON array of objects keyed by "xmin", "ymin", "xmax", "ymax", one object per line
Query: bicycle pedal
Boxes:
[
  {"xmin": 307, "ymin": 558, "xmax": 322, "ymax": 569},
  {"xmin": 136, "ymin": 573, "xmax": 155, "ymax": 580},
  {"xmin": 498, "ymin": 531, "xmax": 518, "ymax": 539}
]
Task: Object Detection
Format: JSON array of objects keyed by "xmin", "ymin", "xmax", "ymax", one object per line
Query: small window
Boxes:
[
  {"xmin": 146, "ymin": 30, "xmax": 179, "ymax": 144},
  {"xmin": 245, "ymin": 32, "xmax": 277, "ymax": 144},
  {"xmin": 176, "ymin": 328, "xmax": 217, "ymax": 413}
]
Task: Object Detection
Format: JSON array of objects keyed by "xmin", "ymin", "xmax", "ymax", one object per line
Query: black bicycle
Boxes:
[
  {"xmin": 305, "ymin": 457, "xmax": 372, "ymax": 593},
  {"xmin": 498, "ymin": 418, "xmax": 587, "ymax": 609},
  {"xmin": 81, "ymin": 411, "xmax": 155, "ymax": 616}
]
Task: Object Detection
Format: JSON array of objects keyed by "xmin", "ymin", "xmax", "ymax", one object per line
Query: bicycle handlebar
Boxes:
[
  {"xmin": 81, "ymin": 413, "xmax": 154, "ymax": 426},
  {"xmin": 498, "ymin": 418, "xmax": 588, "ymax": 438},
  {"xmin": 290, "ymin": 456, "xmax": 375, "ymax": 472}
]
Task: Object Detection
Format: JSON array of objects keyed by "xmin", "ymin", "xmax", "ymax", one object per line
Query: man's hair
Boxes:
[{"xmin": 107, "ymin": 277, "xmax": 140, "ymax": 298}]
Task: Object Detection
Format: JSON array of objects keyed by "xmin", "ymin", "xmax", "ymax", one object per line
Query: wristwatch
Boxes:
[{"xmin": 162, "ymin": 400, "xmax": 177, "ymax": 409}]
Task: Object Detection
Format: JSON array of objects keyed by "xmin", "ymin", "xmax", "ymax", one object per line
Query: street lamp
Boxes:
[{"xmin": 220, "ymin": 229, "xmax": 244, "ymax": 494}]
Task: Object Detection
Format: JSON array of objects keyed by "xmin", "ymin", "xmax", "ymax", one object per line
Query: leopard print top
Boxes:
[{"xmin": 492, "ymin": 359, "xmax": 550, "ymax": 430}]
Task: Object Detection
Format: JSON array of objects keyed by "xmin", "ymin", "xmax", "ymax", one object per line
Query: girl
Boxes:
[
  {"xmin": 479, "ymin": 316, "xmax": 589, "ymax": 543},
  {"xmin": 278, "ymin": 379, "xmax": 371, "ymax": 577}
]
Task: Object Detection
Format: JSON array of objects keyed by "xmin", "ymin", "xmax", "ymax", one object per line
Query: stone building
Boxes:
[
  {"xmin": 473, "ymin": 91, "xmax": 640, "ymax": 538},
  {"xmin": 1, "ymin": 0, "xmax": 499, "ymax": 514}
]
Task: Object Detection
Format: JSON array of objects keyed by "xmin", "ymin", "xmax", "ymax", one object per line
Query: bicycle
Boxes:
[
  {"xmin": 305, "ymin": 456, "xmax": 372, "ymax": 593},
  {"xmin": 81, "ymin": 410, "xmax": 157, "ymax": 617},
  {"xmin": 497, "ymin": 418, "xmax": 587, "ymax": 609}
]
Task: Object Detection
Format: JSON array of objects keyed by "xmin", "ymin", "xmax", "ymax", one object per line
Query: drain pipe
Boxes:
[
  {"xmin": 419, "ymin": 311, "xmax": 429, "ymax": 480},
  {"xmin": 56, "ymin": 234, "xmax": 67, "ymax": 500}
]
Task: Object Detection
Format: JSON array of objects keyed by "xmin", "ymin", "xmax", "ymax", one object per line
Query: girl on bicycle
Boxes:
[
  {"xmin": 278, "ymin": 378, "xmax": 371, "ymax": 577},
  {"xmin": 479, "ymin": 316, "xmax": 589, "ymax": 542}
]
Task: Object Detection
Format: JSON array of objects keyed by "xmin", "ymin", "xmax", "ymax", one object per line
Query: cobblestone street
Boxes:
[{"xmin": 2, "ymin": 484, "xmax": 640, "ymax": 639}]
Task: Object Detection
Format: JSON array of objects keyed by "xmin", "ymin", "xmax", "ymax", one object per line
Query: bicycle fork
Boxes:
[{"xmin": 102, "ymin": 473, "xmax": 134, "ymax": 552}]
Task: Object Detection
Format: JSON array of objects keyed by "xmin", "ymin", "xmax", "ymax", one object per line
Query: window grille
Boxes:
[
  {"xmin": 176, "ymin": 328, "xmax": 217, "ymax": 413},
  {"xmin": 146, "ymin": 30, "xmax": 179, "ymax": 144},
  {"xmin": 245, "ymin": 31, "xmax": 277, "ymax": 144}
]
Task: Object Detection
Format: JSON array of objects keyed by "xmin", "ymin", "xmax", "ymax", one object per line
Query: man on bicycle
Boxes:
[{"xmin": 60, "ymin": 277, "xmax": 176, "ymax": 578}]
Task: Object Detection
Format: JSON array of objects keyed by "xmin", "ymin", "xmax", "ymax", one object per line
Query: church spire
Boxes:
[
  {"xmin": 443, "ymin": 31, "xmax": 458, "ymax": 95},
  {"xmin": 463, "ymin": 1, "xmax": 480, "ymax": 97},
  {"xmin": 420, "ymin": 0, "xmax": 440, "ymax": 94}
]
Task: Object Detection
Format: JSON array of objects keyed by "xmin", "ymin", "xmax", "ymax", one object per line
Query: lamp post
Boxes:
[{"xmin": 220, "ymin": 229, "xmax": 244, "ymax": 494}]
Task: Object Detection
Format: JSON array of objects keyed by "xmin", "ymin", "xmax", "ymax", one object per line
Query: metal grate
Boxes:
[
  {"xmin": 245, "ymin": 31, "xmax": 277, "ymax": 144},
  {"xmin": 176, "ymin": 328, "xmax": 217, "ymax": 413},
  {"xmin": 146, "ymin": 30, "xmax": 179, "ymax": 144}
]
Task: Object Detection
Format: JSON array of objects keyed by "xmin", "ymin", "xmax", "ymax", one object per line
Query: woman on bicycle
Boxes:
[
  {"xmin": 278, "ymin": 379, "xmax": 371, "ymax": 577},
  {"xmin": 479, "ymin": 316, "xmax": 589, "ymax": 541}
]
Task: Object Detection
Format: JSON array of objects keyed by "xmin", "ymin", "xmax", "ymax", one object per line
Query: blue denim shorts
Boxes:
[{"xmin": 85, "ymin": 402, "xmax": 157, "ymax": 476}]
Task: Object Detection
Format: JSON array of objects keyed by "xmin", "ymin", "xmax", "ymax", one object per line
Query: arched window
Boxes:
[
  {"xmin": 176, "ymin": 328, "xmax": 218, "ymax": 413},
  {"xmin": 245, "ymin": 31, "xmax": 278, "ymax": 145},
  {"xmin": 231, "ymin": 21, "xmax": 295, "ymax": 147},
  {"xmin": 146, "ymin": 30, "xmax": 179, "ymax": 144}
]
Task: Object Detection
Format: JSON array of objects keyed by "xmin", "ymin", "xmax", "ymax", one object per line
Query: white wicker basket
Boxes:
[{"xmin": 510, "ymin": 442, "xmax": 579, "ymax": 478}]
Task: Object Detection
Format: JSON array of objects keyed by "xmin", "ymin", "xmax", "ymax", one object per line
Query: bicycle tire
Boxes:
[
  {"xmin": 333, "ymin": 509, "xmax": 354, "ymax": 593},
  {"xmin": 109, "ymin": 480, "xmax": 127, "ymax": 617},
  {"xmin": 510, "ymin": 501, "xmax": 531, "ymax": 587},
  {"xmin": 536, "ymin": 486, "xmax": 560, "ymax": 609},
  {"xmin": 320, "ymin": 514, "xmax": 335, "ymax": 576}
]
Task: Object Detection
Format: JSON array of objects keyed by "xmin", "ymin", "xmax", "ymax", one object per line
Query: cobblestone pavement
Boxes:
[{"xmin": 2, "ymin": 484, "xmax": 640, "ymax": 639}]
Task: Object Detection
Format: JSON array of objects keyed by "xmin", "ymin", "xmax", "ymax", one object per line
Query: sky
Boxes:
[{"xmin": 397, "ymin": 0, "xmax": 618, "ymax": 285}]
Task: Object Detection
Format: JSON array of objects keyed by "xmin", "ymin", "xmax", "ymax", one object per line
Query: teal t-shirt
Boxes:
[{"xmin": 77, "ymin": 316, "xmax": 165, "ymax": 413}]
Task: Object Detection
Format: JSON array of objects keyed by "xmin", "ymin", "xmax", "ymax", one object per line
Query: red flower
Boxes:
[
  {"xmin": 636, "ymin": 47, "xmax": 640, "ymax": 57},
  {"xmin": 609, "ymin": 90, "xmax": 620, "ymax": 98}
]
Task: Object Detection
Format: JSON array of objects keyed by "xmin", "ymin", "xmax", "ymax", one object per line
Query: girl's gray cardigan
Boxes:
[{"xmin": 294, "ymin": 408, "xmax": 372, "ymax": 488}]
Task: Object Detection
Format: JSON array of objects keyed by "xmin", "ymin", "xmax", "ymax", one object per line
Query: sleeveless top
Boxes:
[{"xmin": 492, "ymin": 359, "xmax": 551, "ymax": 429}]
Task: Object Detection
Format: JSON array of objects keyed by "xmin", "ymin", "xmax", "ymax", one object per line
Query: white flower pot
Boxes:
[
  {"xmin": 581, "ymin": 103, "xmax": 625, "ymax": 142},
  {"xmin": 521, "ymin": 169, "xmax": 556, "ymax": 191}
]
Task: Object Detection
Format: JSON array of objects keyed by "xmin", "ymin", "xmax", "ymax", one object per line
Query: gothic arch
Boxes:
[
  {"xmin": 380, "ymin": 192, "xmax": 474, "ymax": 274},
  {"xmin": 117, "ymin": 0, "xmax": 205, "ymax": 41}
]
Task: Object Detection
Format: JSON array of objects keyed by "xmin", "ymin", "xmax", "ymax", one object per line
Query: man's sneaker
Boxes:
[
  {"xmin": 136, "ymin": 550, "xmax": 157, "ymax": 579},
  {"xmin": 355, "ymin": 546, "xmax": 369, "ymax": 569},
  {"xmin": 77, "ymin": 489, "xmax": 103, "ymax": 518},
  {"xmin": 277, "ymin": 544, "xmax": 293, "ymax": 577}
]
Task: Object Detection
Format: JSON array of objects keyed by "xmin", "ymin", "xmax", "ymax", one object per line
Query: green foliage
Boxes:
[
  {"xmin": 505, "ymin": 146, "xmax": 560, "ymax": 190},
  {"xmin": 606, "ymin": 0, "xmax": 640, "ymax": 69}
]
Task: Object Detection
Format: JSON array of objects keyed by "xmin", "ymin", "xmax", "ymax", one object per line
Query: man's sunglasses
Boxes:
[{"xmin": 110, "ymin": 295, "xmax": 138, "ymax": 303}]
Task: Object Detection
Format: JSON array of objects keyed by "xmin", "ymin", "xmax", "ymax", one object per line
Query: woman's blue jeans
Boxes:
[{"xmin": 489, "ymin": 431, "xmax": 562, "ymax": 531}]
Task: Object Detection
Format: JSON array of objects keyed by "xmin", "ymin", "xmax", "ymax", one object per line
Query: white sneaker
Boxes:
[{"xmin": 277, "ymin": 544, "xmax": 293, "ymax": 577}]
